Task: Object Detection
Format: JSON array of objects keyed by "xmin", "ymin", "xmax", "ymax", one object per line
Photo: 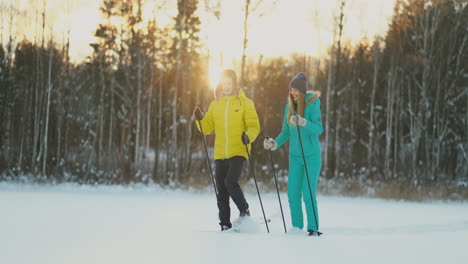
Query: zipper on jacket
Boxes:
[{"xmin": 225, "ymin": 97, "xmax": 229, "ymax": 158}]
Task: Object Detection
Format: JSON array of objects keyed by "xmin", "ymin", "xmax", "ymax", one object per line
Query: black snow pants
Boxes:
[{"xmin": 215, "ymin": 156, "xmax": 249, "ymax": 226}]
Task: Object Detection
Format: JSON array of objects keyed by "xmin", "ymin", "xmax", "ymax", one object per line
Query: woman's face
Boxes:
[
  {"xmin": 290, "ymin": 88, "xmax": 300, "ymax": 101},
  {"xmin": 220, "ymin": 76, "xmax": 234, "ymax": 95}
]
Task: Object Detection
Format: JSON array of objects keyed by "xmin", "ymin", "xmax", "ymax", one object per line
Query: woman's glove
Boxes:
[
  {"xmin": 290, "ymin": 114, "xmax": 307, "ymax": 127},
  {"xmin": 263, "ymin": 137, "xmax": 277, "ymax": 150}
]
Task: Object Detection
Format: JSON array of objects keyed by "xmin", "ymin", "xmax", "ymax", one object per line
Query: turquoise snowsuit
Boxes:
[{"xmin": 274, "ymin": 93, "xmax": 323, "ymax": 231}]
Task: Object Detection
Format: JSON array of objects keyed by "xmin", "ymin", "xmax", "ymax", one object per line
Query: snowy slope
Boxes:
[{"xmin": 1, "ymin": 183, "xmax": 467, "ymax": 264}]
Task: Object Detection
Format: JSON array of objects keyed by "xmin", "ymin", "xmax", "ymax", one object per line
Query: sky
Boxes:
[{"xmin": 1, "ymin": 0, "xmax": 395, "ymax": 67}]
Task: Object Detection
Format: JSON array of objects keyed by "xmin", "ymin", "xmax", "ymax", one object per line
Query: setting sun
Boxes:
[{"xmin": 208, "ymin": 60, "xmax": 222, "ymax": 89}]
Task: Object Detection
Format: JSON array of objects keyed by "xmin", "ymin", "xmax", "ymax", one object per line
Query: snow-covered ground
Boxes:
[{"xmin": 1, "ymin": 183, "xmax": 467, "ymax": 264}]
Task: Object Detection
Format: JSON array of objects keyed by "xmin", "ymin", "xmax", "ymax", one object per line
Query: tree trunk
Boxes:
[
  {"xmin": 98, "ymin": 55, "xmax": 106, "ymax": 172},
  {"xmin": 330, "ymin": 0, "xmax": 346, "ymax": 178},
  {"xmin": 368, "ymin": 45, "xmax": 379, "ymax": 178},
  {"xmin": 324, "ymin": 35, "xmax": 335, "ymax": 178},
  {"xmin": 42, "ymin": 45, "xmax": 53, "ymax": 177},
  {"xmin": 384, "ymin": 69, "xmax": 395, "ymax": 179},
  {"xmin": 153, "ymin": 71, "xmax": 164, "ymax": 183},
  {"xmin": 135, "ymin": 49, "xmax": 142, "ymax": 169},
  {"xmin": 240, "ymin": 0, "xmax": 250, "ymax": 87},
  {"xmin": 109, "ymin": 77, "xmax": 115, "ymax": 160},
  {"xmin": 146, "ymin": 70, "xmax": 153, "ymax": 159}
]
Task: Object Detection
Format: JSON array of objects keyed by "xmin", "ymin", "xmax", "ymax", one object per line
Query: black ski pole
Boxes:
[
  {"xmin": 243, "ymin": 134, "xmax": 270, "ymax": 233},
  {"xmin": 196, "ymin": 119, "xmax": 218, "ymax": 197},
  {"xmin": 267, "ymin": 144, "xmax": 287, "ymax": 233},
  {"xmin": 294, "ymin": 113, "xmax": 319, "ymax": 231}
]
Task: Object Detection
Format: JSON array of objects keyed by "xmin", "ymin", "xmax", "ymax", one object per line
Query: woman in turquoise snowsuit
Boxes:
[{"xmin": 264, "ymin": 72, "xmax": 323, "ymax": 236}]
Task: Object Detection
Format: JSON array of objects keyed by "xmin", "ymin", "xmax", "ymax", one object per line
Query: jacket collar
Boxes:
[{"xmin": 216, "ymin": 88, "xmax": 246, "ymax": 100}]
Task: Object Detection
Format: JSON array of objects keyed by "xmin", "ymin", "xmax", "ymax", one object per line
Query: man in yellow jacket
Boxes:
[{"xmin": 194, "ymin": 69, "xmax": 260, "ymax": 231}]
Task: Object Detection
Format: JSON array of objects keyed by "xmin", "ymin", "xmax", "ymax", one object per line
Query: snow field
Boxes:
[{"xmin": 1, "ymin": 184, "xmax": 467, "ymax": 264}]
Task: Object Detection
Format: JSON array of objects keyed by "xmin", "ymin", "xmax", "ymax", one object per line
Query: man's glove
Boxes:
[
  {"xmin": 290, "ymin": 114, "xmax": 307, "ymax": 127},
  {"xmin": 263, "ymin": 137, "xmax": 277, "ymax": 150}
]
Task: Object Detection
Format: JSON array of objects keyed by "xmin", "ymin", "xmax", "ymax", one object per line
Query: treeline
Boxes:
[
  {"xmin": 311, "ymin": 0, "xmax": 468, "ymax": 197},
  {"xmin": 0, "ymin": 0, "xmax": 467, "ymax": 199},
  {"xmin": 0, "ymin": 0, "xmax": 209, "ymax": 185}
]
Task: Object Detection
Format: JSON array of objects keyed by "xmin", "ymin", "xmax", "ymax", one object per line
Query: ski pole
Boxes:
[
  {"xmin": 243, "ymin": 133, "xmax": 270, "ymax": 233},
  {"xmin": 196, "ymin": 119, "xmax": 218, "ymax": 197},
  {"xmin": 267, "ymin": 143, "xmax": 287, "ymax": 233},
  {"xmin": 294, "ymin": 113, "xmax": 319, "ymax": 231}
]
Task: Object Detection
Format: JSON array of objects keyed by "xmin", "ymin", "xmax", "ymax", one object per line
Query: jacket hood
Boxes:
[
  {"xmin": 305, "ymin": 91, "xmax": 320, "ymax": 105},
  {"xmin": 292, "ymin": 92, "xmax": 321, "ymax": 105}
]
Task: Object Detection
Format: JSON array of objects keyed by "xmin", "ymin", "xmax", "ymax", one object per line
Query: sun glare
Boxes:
[
  {"xmin": 4, "ymin": 0, "xmax": 395, "ymax": 63},
  {"xmin": 208, "ymin": 60, "xmax": 222, "ymax": 89}
]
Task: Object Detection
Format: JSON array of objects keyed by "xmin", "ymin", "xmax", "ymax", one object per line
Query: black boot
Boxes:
[
  {"xmin": 220, "ymin": 223, "xmax": 232, "ymax": 231},
  {"xmin": 308, "ymin": 230, "xmax": 323, "ymax": 236},
  {"xmin": 239, "ymin": 208, "xmax": 250, "ymax": 217}
]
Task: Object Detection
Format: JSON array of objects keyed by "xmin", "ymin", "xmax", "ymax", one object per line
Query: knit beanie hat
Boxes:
[{"xmin": 289, "ymin": 72, "xmax": 308, "ymax": 93}]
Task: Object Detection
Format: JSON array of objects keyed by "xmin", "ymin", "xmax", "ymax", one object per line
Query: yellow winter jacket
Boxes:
[{"xmin": 196, "ymin": 89, "xmax": 260, "ymax": 160}]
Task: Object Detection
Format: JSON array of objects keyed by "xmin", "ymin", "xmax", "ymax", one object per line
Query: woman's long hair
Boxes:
[{"xmin": 287, "ymin": 91, "xmax": 321, "ymax": 124}]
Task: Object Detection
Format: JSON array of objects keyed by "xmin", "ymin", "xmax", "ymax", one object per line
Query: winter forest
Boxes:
[{"xmin": 0, "ymin": 0, "xmax": 467, "ymax": 200}]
